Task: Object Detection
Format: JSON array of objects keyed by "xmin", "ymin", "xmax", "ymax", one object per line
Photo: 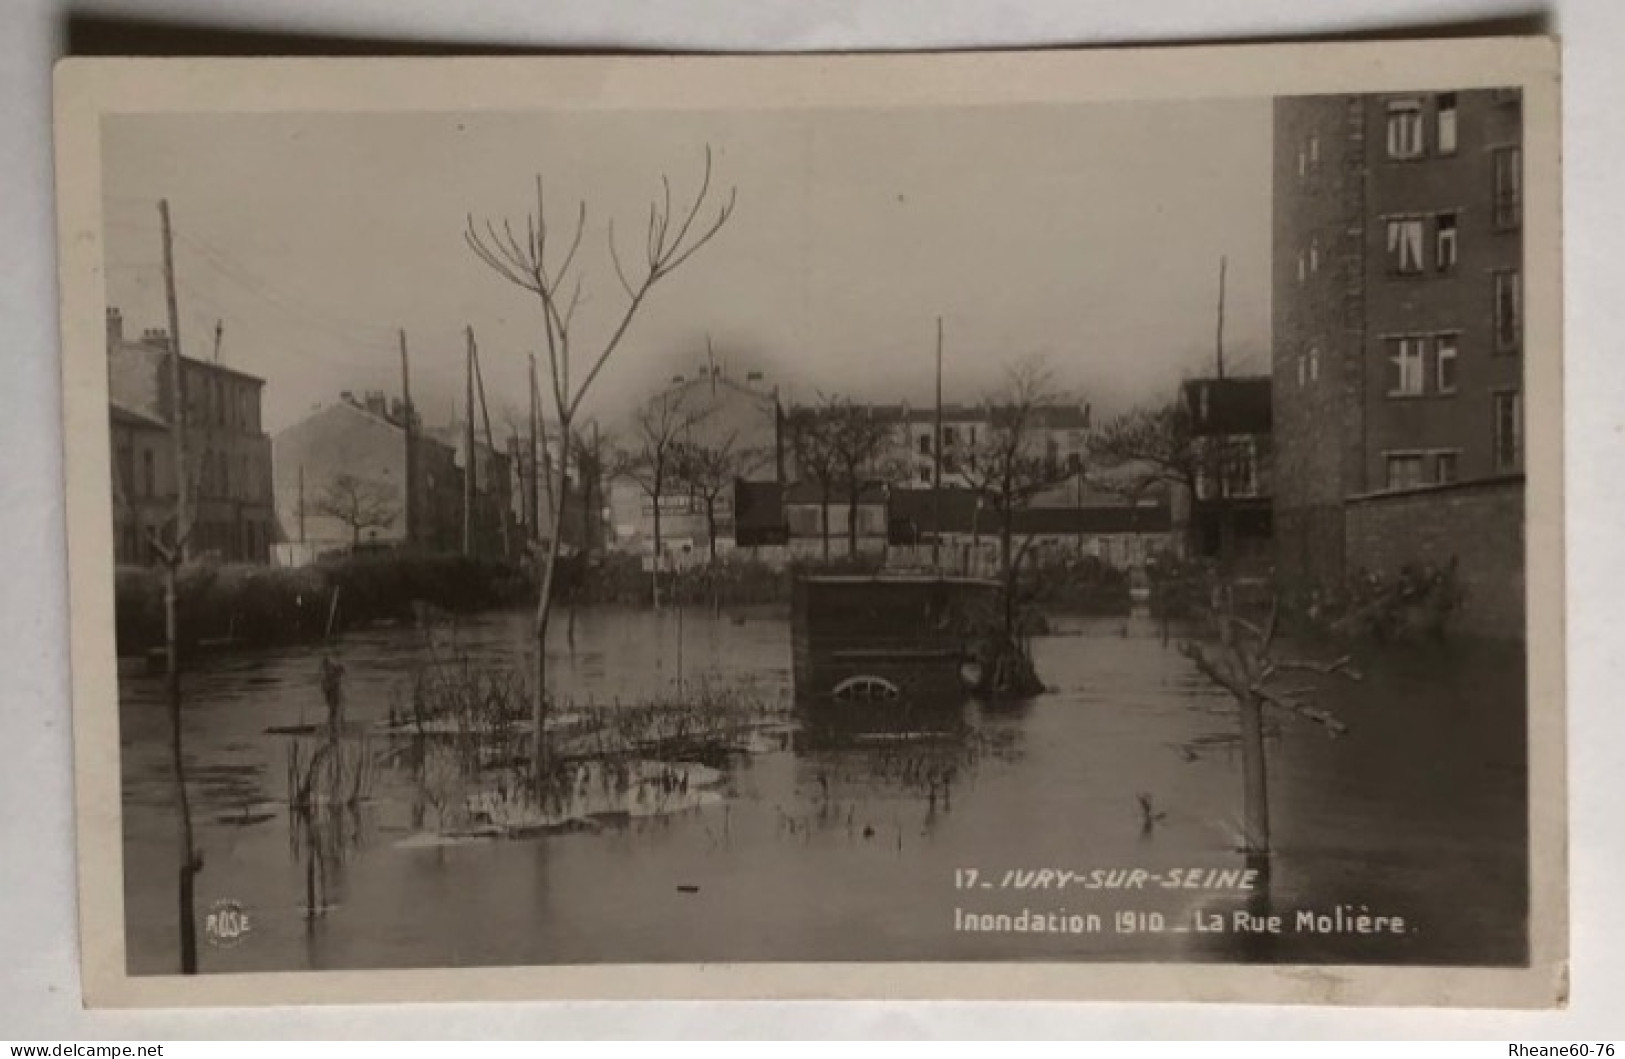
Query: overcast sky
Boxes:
[{"xmin": 101, "ymin": 100, "xmax": 1272, "ymax": 435}]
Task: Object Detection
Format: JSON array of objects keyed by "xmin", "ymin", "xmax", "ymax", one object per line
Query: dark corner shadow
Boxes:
[
  {"xmin": 1018, "ymin": 11, "xmax": 1555, "ymax": 54},
  {"xmin": 65, "ymin": 10, "xmax": 1555, "ymax": 59},
  {"xmin": 64, "ymin": 15, "xmax": 612, "ymax": 58}
]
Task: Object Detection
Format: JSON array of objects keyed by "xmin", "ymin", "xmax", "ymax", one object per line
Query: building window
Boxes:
[
  {"xmin": 1435, "ymin": 213, "xmax": 1459, "ymax": 272},
  {"xmin": 1387, "ymin": 337, "xmax": 1426, "ymax": 396},
  {"xmin": 1385, "ymin": 100, "xmax": 1425, "ymax": 159},
  {"xmin": 917, "ymin": 434, "xmax": 931, "ymax": 456},
  {"xmin": 1435, "ymin": 334, "xmax": 1460, "ymax": 394},
  {"xmin": 1296, "ymin": 251, "xmax": 1306, "ymax": 284},
  {"xmin": 142, "ymin": 450, "xmax": 155, "ymax": 497},
  {"xmin": 1309, "ymin": 237, "xmax": 1321, "ymax": 275},
  {"xmin": 1436, "ymin": 93, "xmax": 1458, "ymax": 154},
  {"xmin": 1386, "ymin": 218, "xmax": 1425, "ymax": 274},
  {"xmin": 1386, "ymin": 453, "xmax": 1426, "ymax": 490},
  {"xmin": 1296, "ymin": 354, "xmax": 1306, "ymax": 388},
  {"xmin": 1493, "ymin": 390, "xmax": 1523, "ymax": 471},
  {"xmin": 1494, "ymin": 270, "xmax": 1522, "ymax": 352},
  {"xmin": 1297, "ymin": 145, "xmax": 1307, "ymax": 179},
  {"xmin": 1435, "ymin": 451, "xmax": 1459, "ymax": 484},
  {"xmin": 1309, "ymin": 133, "xmax": 1320, "ymax": 166},
  {"xmin": 918, "ymin": 467, "xmax": 930, "ymax": 484},
  {"xmin": 1309, "ymin": 346, "xmax": 1321, "ymax": 382},
  {"xmin": 1493, "ymin": 147, "xmax": 1522, "ymax": 229},
  {"xmin": 943, "ymin": 426, "xmax": 957, "ymax": 447}
]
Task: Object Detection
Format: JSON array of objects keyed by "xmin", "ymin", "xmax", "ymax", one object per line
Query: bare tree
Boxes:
[
  {"xmin": 312, "ymin": 473, "xmax": 400, "ymax": 548},
  {"xmin": 1179, "ymin": 591, "xmax": 1355, "ymax": 856},
  {"xmin": 617, "ymin": 390, "xmax": 710, "ymax": 602},
  {"xmin": 786, "ymin": 403, "xmax": 842, "ymax": 561},
  {"xmin": 673, "ymin": 428, "xmax": 767, "ymax": 562},
  {"xmin": 960, "ymin": 358, "xmax": 1079, "ymax": 639},
  {"xmin": 465, "ymin": 147, "xmax": 736, "ymax": 786},
  {"xmin": 823, "ymin": 396, "xmax": 897, "ymax": 559},
  {"xmin": 1089, "ymin": 400, "xmax": 1201, "ymax": 508},
  {"xmin": 1090, "ymin": 396, "xmax": 1262, "ymax": 562}
]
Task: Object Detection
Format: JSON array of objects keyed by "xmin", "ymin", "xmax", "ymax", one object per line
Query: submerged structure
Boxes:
[{"xmin": 790, "ymin": 575, "xmax": 1007, "ymax": 705}]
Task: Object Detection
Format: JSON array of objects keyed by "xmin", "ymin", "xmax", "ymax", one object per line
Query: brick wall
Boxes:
[{"xmin": 1344, "ymin": 475, "xmax": 1524, "ymax": 638}]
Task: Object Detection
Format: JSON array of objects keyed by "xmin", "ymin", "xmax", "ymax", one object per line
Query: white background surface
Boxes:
[{"xmin": 3, "ymin": 0, "xmax": 1621, "ymax": 1040}]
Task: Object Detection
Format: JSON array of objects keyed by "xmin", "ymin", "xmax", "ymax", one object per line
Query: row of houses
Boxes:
[{"xmin": 107, "ymin": 308, "xmax": 520, "ymax": 568}]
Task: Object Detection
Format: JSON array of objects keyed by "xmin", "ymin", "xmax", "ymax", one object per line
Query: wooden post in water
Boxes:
[
  {"xmin": 463, "ymin": 326, "xmax": 477, "ymax": 557},
  {"xmin": 469, "ymin": 329, "xmax": 510, "ymax": 559},
  {"xmin": 157, "ymin": 198, "xmax": 200, "ymax": 974},
  {"xmin": 398, "ymin": 330, "xmax": 417, "ymax": 549},
  {"xmin": 933, "ymin": 317, "xmax": 943, "ymax": 571}
]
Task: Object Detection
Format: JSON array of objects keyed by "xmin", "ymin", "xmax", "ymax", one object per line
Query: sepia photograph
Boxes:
[{"xmin": 52, "ymin": 40, "xmax": 1564, "ymax": 1007}]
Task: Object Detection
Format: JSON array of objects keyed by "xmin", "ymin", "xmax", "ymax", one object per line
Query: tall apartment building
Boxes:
[
  {"xmin": 1272, "ymin": 89, "xmax": 1525, "ymax": 611},
  {"xmin": 106, "ymin": 307, "xmax": 276, "ymax": 565}
]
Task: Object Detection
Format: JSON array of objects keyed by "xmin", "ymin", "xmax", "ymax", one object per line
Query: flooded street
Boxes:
[{"xmin": 119, "ymin": 605, "xmax": 1527, "ymax": 973}]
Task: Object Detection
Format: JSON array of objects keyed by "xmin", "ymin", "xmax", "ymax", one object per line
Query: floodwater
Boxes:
[{"xmin": 119, "ymin": 604, "xmax": 1528, "ymax": 973}]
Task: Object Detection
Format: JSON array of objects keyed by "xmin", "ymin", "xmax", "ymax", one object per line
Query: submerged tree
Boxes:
[
  {"xmin": 1179, "ymin": 589, "xmax": 1355, "ymax": 857},
  {"xmin": 465, "ymin": 147, "xmax": 737, "ymax": 786},
  {"xmin": 312, "ymin": 472, "xmax": 400, "ymax": 547},
  {"xmin": 961, "ymin": 358, "xmax": 1079, "ymax": 646}
]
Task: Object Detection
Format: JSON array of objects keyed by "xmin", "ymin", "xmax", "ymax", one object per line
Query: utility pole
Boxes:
[
  {"xmin": 156, "ymin": 198, "xmax": 199, "ymax": 975},
  {"xmin": 463, "ymin": 326, "xmax": 476, "ymax": 557},
  {"xmin": 469, "ymin": 329, "xmax": 510, "ymax": 558},
  {"xmin": 1215, "ymin": 255, "xmax": 1228, "ymax": 381},
  {"xmin": 398, "ymin": 330, "xmax": 417, "ymax": 549},
  {"xmin": 211, "ymin": 319, "xmax": 223, "ymax": 364},
  {"xmin": 932, "ymin": 316, "xmax": 944, "ymax": 570},
  {"xmin": 159, "ymin": 200, "xmax": 190, "ymax": 560},
  {"xmin": 297, "ymin": 464, "xmax": 306, "ymax": 544}
]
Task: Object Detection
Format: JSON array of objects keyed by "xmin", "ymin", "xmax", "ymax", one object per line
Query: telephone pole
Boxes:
[
  {"xmin": 463, "ymin": 326, "xmax": 477, "ymax": 557},
  {"xmin": 159, "ymin": 200, "xmax": 190, "ymax": 559},
  {"xmin": 932, "ymin": 316, "xmax": 944, "ymax": 570},
  {"xmin": 469, "ymin": 329, "xmax": 510, "ymax": 558},
  {"xmin": 1215, "ymin": 255, "xmax": 1228, "ymax": 380},
  {"xmin": 157, "ymin": 198, "xmax": 199, "ymax": 975},
  {"xmin": 398, "ymin": 330, "xmax": 417, "ymax": 548}
]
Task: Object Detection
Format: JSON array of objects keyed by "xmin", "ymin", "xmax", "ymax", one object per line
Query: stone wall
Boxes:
[{"xmin": 1344, "ymin": 475, "xmax": 1524, "ymax": 638}]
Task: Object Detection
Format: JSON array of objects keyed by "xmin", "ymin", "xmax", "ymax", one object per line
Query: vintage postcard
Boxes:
[{"xmin": 53, "ymin": 38, "xmax": 1565, "ymax": 1007}]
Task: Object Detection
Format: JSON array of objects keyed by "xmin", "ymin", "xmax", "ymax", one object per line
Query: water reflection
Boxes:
[{"xmin": 118, "ymin": 604, "xmax": 1527, "ymax": 973}]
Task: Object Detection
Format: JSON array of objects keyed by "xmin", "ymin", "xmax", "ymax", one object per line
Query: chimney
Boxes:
[
  {"xmin": 141, "ymin": 327, "xmax": 170, "ymax": 349},
  {"xmin": 364, "ymin": 390, "xmax": 388, "ymax": 417},
  {"xmin": 745, "ymin": 370, "xmax": 764, "ymax": 384},
  {"xmin": 672, "ymin": 374, "xmax": 685, "ymax": 385},
  {"xmin": 339, "ymin": 390, "xmax": 355, "ymax": 406},
  {"xmin": 105, "ymin": 307, "xmax": 123, "ymax": 349}
]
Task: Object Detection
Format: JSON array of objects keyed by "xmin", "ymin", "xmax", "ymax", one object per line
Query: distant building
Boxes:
[
  {"xmin": 881, "ymin": 401, "xmax": 1091, "ymax": 490},
  {"xmin": 1179, "ymin": 376, "xmax": 1273, "ymax": 565},
  {"xmin": 1273, "ymin": 89, "xmax": 1525, "ymax": 635},
  {"xmin": 106, "ymin": 307, "xmax": 274, "ymax": 565},
  {"xmin": 270, "ymin": 391, "xmax": 461, "ymax": 561}
]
